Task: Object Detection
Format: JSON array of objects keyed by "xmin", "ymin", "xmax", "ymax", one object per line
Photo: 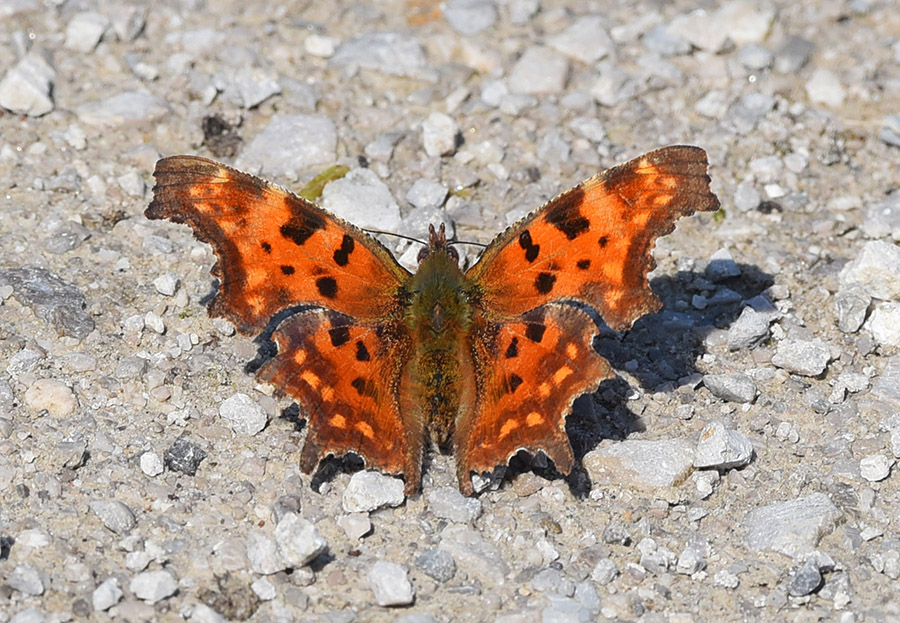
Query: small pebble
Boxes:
[
  {"xmin": 548, "ymin": 15, "xmax": 614, "ymax": 64},
  {"xmin": 706, "ymin": 248, "xmax": 741, "ymax": 281},
  {"xmin": 703, "ymin": 374, "xmax": 758, "ymax": 403},
  {"xmin": 331, "ymin": 32, "xmax": 428, "ymax": 79},
  {"xmin": 153, "ymin": 273, "xmax": 180, "ymax": 296},
  {"xmin": 367, "ymin": 561, "xmax": 415, "ymax": 607},
  {"xmin": 415, "ymin": 548, "xmax": 457, "ymax": 583},
  {"xmin": 140, "ymin": 451, "xmax": 164, "ymax": 476},
  {"xmin": 65, "ymin": 11, "xmax": 109, "ymax": 53},
  {"xmin": 788, "ymin": 556, "xmax": 824, "ymax": 596},
  {"xmin": 426, "ymin": 486, "xmax": 483, "ymax": 523},
  {"xmin": 76, "ymin": 91, "xmax": 169, "ymax": 127},
  {"xmin": 507, "ymin": 46, "xmax": 570, "ymax": 95},
  {"xmin": 421, "ymin": 111, "xmax": 459, "ymax": 157},
  {"xmin": 90, "ymin": 500, "xmax": 137, "ymax": 534},
  {"xmin": 694, "ymin": 421, "xmax": 754, "ymax": 469},
  {"xmin": 771, "ymin": 337, "xmax": 832, "ymax": 376},
  {"xmin": 584, "ymin": 439, "xmax": 695, "ymax": 488},
  {"xmin": 246, "ymin": 532, "xmax": 283, "ymax": 575},
  {"xmin": 164, "ymin": 437, "xmax": 207, "ymax": 476},
  {"xmin": 321, "ymin": 168, "xmax": 402, "ymax": 231},
  {"xmin": 219, "ymin": 393, "xmax": 268, "ymax": 436},
  {"xmin": 24, "ymin": 379, "xmax": 76, "ymax": 417},
  {"xmin": 406, "ymin": 178, "xmax": 448, "ymax": 210},
  {"xmin": 839, "ymin": 241, "xmax": 900, "ymax": 301},
  {"xmin": 337, "ymin": 514, "xmax": 372, "ymax": 540},
  {"xmin": 859, "ymin": 454, "xmax": 893, "ymax": 482},
  {"xmin": 130, "ymin": 570, "xmax": 178, "ymax": 604},
  {"xmin": 8, "ymin": 564, "xmax": 44, "ymax": 596},
  {"xmin": 806, "ymin": 68, "xmax": 845, "ymax": 108},
  {"xmin": 864, "ymin": 302, "xmax": 900, "ymax": 348},
  {"xmin": 0, "ymin": 50, "xmax": 56, "ymax": 116},
  {"xmin": 92, "ymin": 578, "xmax": 123, "ymax": 611},
  {"xmin": 834, "ymin": 284, "xmax": 872, "ymax": 334},
  {"xmin": 443, "ymin": 0, "xmax": 497, "ymax": 35},
  {"xmin": 342, "ymin": 471, "xmax": 406, "ymax": 513},
  {"xmin": 234, "ymin": 114, "xmax": 336, "ymax": 180},
  {"xmin": 274, "ymin": 513, "xmax": 327, "ymax": 567}
]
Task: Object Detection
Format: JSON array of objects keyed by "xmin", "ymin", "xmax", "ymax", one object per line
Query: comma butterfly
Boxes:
[{"xmin": 145, "ymin": 145, "xmax": 719, "ymax": 495}]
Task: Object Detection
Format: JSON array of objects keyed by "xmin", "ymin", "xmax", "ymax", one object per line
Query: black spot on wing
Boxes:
[
  {"xmin": 535, "ymin": 272, "xmax": 556, "ymax": 295},
  {"xmin": 355, "ymin": 340, "xmax": 370, "ymax": 362},
  {"xmin": 333, "ymin": 234, "xmax": 355, "ymax": 267},
  {"xmin": 525, "ymin": 322, "xmax": 546, "ymax": 343},
  {"xmin": 598, "ymin": 235, "xmax": 609, "ymax": 248},
  {"xmin": 351, "ymin": 377, "xmax": 376, "ymax": 397},
  {"xmin": 328, "ymin": 325, "xmax": 350, "ymax": 347},
  {"xmin": 261, "ymin": 241, "xmax": 272, "ymax": 253},
  {"xmin": 518, "ymin": 230, "xmax": 540, "ymax": 263},
  {"xmin": 507, "ymin": 374, "xmax": 523, "ymax": 394},
  {"xmin": 545, "ymin": 188, "xmax": 589, "ymax": 240},
  {"xmin": 576, "ymin": 259, "xmax": 591, "ymax": 270},
  {"xmin": 280, "ymin": 265, "xmax": 295, "ymax": 275},
  {"xmin": 505, "ymin": 337, "xmax": 519, "ymax": 359},
  {"xmin": 316, "ymin": 276, "xmax": 338, "ymax": 298},
  {"xmin": 280, "ymin": 206, "xmax": 326, "ymax": 246}
]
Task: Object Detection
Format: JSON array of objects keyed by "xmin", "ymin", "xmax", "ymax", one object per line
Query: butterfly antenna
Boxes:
[
  {"xmin": 362, "ymin": 229, "xmax": 426, "ymax": 246},
  {"xmin": 449, "ymin": 239, "xmax": 487, "ymax": 249}
]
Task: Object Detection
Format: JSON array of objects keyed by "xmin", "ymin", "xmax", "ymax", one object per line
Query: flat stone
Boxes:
[
  {"xmin": 367, "ymin": 561, "xmax": 414, "ymax": 607},
  {"xmin": 865, "ymin": 302, "xmax": 900, "ymax": 347},
  {"xmin": 881, "ymin": 114, "xmax": 900, "ymax": 148},
  {"xmin": 806, "ymin": 68, "xmax": 845, "ymax": 108},
  {"xmin": 76, "ymin": 91, "xmax": 169, "ymax": 127},
  {"xmin": 219, "ymin": 393, "xmax": 268, "ymax": 436},
  {"xmin": 775, "ymin": 36, "xmax": 814, "ymax": 74},
  {"xmin": 421, "ymin": 111, "xmax": 459, "ymax": 157},
  {"xmin": 246, "ymin": 531, "xmax": 283, "ymax": 575},
  {"xmin": 443, "ymin": 0, "xmax": 497, "ymax": 35},
  {"xmin": 694, "ymin": 421, "xmax": 754, "ymax": 469},
  {"xmin": 214, "ymin": 67, "xmax": 281, "ymax": 109},
  {"xmin": 337, "ymin": 514, "xmax": 372, "ymax": 540},
  {"xmin": 859, "ymin": 454, "xmax": 893, "ymax": 482},
  {"xmin": 548, "ymin": 15, "xmax": 614, "ymax": 63},
  {"xmin": 872, "ymin": 355, "xmax": 900, "ymax": 404},
  {"xmin": 92, "ymin": 578, "xmax": 123, "ymax": 611},
  {"xmin": 507, "ymin": 46, "xmax": 569, "ymax": 95},
  {"xmin": 703, "ymin": 374, "xmax": 758, "ymax": 403},
  {"xmin": 130, "ymin": 570, "xmax": 177, "ymax": 604},
  {"xmin": 860, "ymin": 194, "xmax": 900, "ymax": 241},
  {"xmin": 439, "ymin": 525, "xmax": 509, "ymax": 585},
  {"xmin": 771, "ymin": 337, "xmax": 832, "ymax": 376},
  {"xmin": 834, "ymin": 283, "xmax": 872, "ymax": 333},
  {"xmin": 583, "ymin": 438, "xmax": 695, "ymax": 488},
  {"xmin": 10, "ymin": 609, "xmax": 44, "ymax": 623},
  {"xmin": 342, "ymin": 471, "xmax": 406, "ymax": 513},
  {"xmin": 235, "ymin": 114, "xmax": 336, "ymax": 180},
  {"xmin": 406, "ymin": 178, "xmax": 448, "ymax": 209},
  {"xmin": 743, "ymin": 493, "xmax": 841, "ymax": 559},
  {"xmin": 274, "ymin": 513, "xmax": 327, "ymax": 567},
  {"xmin": 90, "ymin": 500, "xmax": 137, "ymax": 534},
  {"xmin": 321, "ymin": 167, "xmax": 401, "ymax": 232},
  {"xmin": 8, "ymin": 564, "xmax": 44, "ymax": 595},
  {"xmin": 331, "ymin": 32, "xmax": 430, "ymax": 80},
  {"xmin": 65, "ymin": 11, "xmax": 109, "ymax": 52},
  {"xmin": 0, "ymin": 50, "xmax": 55, "ymax": 116},
  {"xmin": 727, "ymin": 305, "xmax": 774, "ymax": 350},
  {"xmin": 0, "ymin": 267, "xmax": 94, "ymax": 339}
]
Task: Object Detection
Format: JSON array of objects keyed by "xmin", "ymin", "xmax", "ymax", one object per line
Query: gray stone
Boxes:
[
  {"xmin": 839, "ymin": 241, "xmax": 900, "ymax": 300},
  {"xmin": 872, "ymin": 355, "xmax": 900, "ymax": 404},
  {"xmin": 568, "ymin": 117, "xmax": 606, "ymax": 142},
  {"xmin": 65, "ymin": 11, "xmax": 109, "ymax": 52},
  {"xmin": 542, "ymin": 594, "xmax": 590, "ymax": 623},
  {"xmin": 881, "ymin": 115, "xmax": 900, "ymax": 148},
  {"xmin": 775, "ymin": 36, "xmax": 814, "ymax": 73},
  {"xmin": 130, "ymin": 570, "xmax": 177, "ymax": 604},
  {"xmin": 788, "ymin": 557, "xmax": 824, "ymax": 596},
  {"xmin": 642, "ymin": 24, "xmax": 691, "ymax": 56},
  {"xmin": 321, "ymin": 167, "xmax": 401, "ymax": 232},
  {"xmin": 421, "ymin": 111, "xmax": 459, "ymax": 157},
  {"xmin": 508, "ymin": 46, "xmax": 569, "ymax": 95},
  {"xmin": 443, "ymin": 0, "xmax": 497, "ymax": 35},
  {"xmin": 676, "ymin": 544, "xmax": 707, "ymax": 575},
  {"xmin": 219, "ymin": 393, "xmax": 268, "ymax": 436},
  {"xmin": 274, "ymin": 513, "xmax": 327, "ymax": 567},
  {"xmin": 426, "ymin": 486, "xmax": 482, "ymax": 523},
  {"xmin": 834, "ymin": 283, "xmax": 871, "ymax": 333},
  {"xmin": 637, "ymin": 537, "xmax": 677, "ymax": 574},
  {"xmin": 694, "ymin": 421, "xmax": 754, "ymax": 469},
  {"xmin": 728, "ymin": 305, "xmax": 774, "ymax": 350},
  {"xmin": 771, "ymin": 337, "xmax": 832, "ymax": 376},
  {"xmin": 743, "ymin": 493, "xmax": 841, "ymax": 559},
  {"xmin": 583, "ymin": 438, "xmax": 695, "ymax": 488},
  {"xmin": 415, "ymin": 548, "xmax": 456, "ymax": 582},
  {"xmin": 331, "ymin": 32, "xmax": 430, "ymax": 80},
  {"xmin": 90, "ymin": 500, "xmax": 137, "ymax": 535},
  {"xmin": 235, "ymin": 114, "xmax": 336, "ymax": 180},
  {"xmin": 706, "ymin": 248, "xmax": 741, "ymax": 281},
  {"xmin": 153, "ymin": 273, "xmax": 180, "ymax": 296},
  {"xmin": 342, "ymin": 471, "xmax": 406, "ymax": 513},
  {"xmin": 92, "ymin": 577, "xmax": 123, "ymax": 611},
  {"xmin": 76, "ymin": 91, "xmax": 169, "ymax": 127},
  {"xmin": 367, "ymin": 561, "xmax": 414, "ymax": 606},
  {"xmin": 215, "ymin": 67, "xmax": 281, "ymax": 109},
  {"xmin": 406, "ymin": 178, "xmax": 448, "ymax": 210},
  {"xmin": 590, "ymin": 558, "xmax": 618, "ymax": 584},
  {"xmin": 696, "ymin": 90, "xmax": 731, "ymax": 120},
  {"xmin": 439, "ymin": 525, "xmax": 509, "ymax": 585},
  {"xmin": 8, "ymin": 564, "xmax": 44, "ymax": 595},
  {"xmin": 164, "ymin": 437, "xmax": 207, "ymax": 476},
  {"xmin": 0, "ymin": 49, "xmax": 55, "ymax": 116},
  {"xmin": 10, "ymin": 609, "xmax": 44, "ymax": 623},
  {"xmin": 0, "ymin": 267, "xmax": 94, "ymax": 339},
  {"xmin": 736, "ymin": 44, "xmax": 773, "ymax": 70},
  {"xmin": 337, "ymin": 514, "xmax": 372, "ymax": 540},
  {"xmin": 861, "ymin": 194, "xmax": 900, "ymax": 241},
  {"xmin": 365, "ymin": 131, "xmax": 403, "ymax": 162},
  {"xmin": 548, "ymin": 15, "xmax": 614, "ymax": 64},
  {"xmin": 703, "ymin": 374, "xmax": 758, "ymax": 403}
]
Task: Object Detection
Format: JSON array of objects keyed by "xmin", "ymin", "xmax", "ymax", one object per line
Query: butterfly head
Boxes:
[{"xmin": 417, "ymin": 223, "xmax": 459, "ymax": 265}]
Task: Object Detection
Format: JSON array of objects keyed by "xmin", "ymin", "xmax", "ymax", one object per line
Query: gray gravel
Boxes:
[{"xmin": 2, "ymin": 0, "xmax": 900, "ymax": 621}]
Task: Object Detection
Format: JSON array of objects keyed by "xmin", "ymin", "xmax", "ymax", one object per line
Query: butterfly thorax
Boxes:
[{"xmin": 404, "ymin": 240, "xmax": 475, "ymax": 448}]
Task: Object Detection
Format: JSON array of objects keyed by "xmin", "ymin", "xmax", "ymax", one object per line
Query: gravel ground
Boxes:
[{"xmin": 2, "ymin": 0, "xmax": 900, "ymax": 622}]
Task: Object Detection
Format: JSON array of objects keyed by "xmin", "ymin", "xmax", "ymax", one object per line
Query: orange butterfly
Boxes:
[{"xmin": 146, "ymin": 146, "xmax": 718, "ymax": 495}]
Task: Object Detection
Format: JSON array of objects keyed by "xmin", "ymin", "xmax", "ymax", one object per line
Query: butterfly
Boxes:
[{"xmin": 145, "ymin": 145, "xmax": 719, "ymax": 495}]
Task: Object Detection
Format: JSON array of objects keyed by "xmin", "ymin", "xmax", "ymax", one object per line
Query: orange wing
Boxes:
[
  {"xmin": 466, "ymin": 145, "xmax": 719, "ymax": 330},
  {"xmin": 256, "ymin": 309, "xmax": 423, "ymax": 493},
  {"xmin": 454, "ymin": 304, "xmax": 613, "ymax": 494},
  {"xmin": 146, "ymin": 156, "xmax": 411, "ymax": 334}
]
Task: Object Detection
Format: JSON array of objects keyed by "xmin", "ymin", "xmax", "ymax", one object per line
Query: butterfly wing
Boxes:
[
  {"xmin": 466, "ymin": 145, "xmax": 719, "ymax": 330},
  {"xmin": 454, "ymin": 305, "xmax": 613, "ymax": 494},
  {"xmin": 256, "ymin": 309, "xmax": 423, "ymax": 493},
  {"xmin": 146, "ymin": 156, "xmax": 411, "ymax": 334}
]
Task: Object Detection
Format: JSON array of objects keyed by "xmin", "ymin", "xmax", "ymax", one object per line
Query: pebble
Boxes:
[
  {"xmin": 568, "ymin": 117, "xmax": 606, "ymax": 142},
  {"xmin": 881, "ymin": 114, "xmax": 900, "ymax": 148},
  {"xmin": 337, "ymin": 514, "xmax": 372, "ymax": 540},
  {"xmin": 743, "ymin": 493, "xmax": 841, "ymax": 558},
  {"xmin": 425, "ymin": 486, "xmax": 483, "ymax": 523},
  {"xmin": 321, "ymin": 168, "xmax": 402, "ymax": 232},
  {"xmin": 439, "ymin": 525, "xmax": 509, "ymax": 585},
  {"xmin": 727, "ymin": 305, "xmax": 774, "ymax": 350},
  {"xmin": 443, "ymin": 0, "xmax": 497, "ymax": 35},
  {"xmin": 806, "ymin": 68, "xmax": 845, "ymax": 108},
  {"xmin": 331, "ymin": 32, "xmax": 429, "ymax": 79},
  {"xmin": 251, "ymin": 577, "xmax": 277, "ymax": 601},
  {"xmin": 90, "ymin": 500, "xmax": 137, "ymax": 534},
  {"xmin": 834, "ymin": 283, "xmax": 872, "ymax": 333},
  {"xmin": 775, "ymin": 36, "xmax": 814, "ymax": 74},
  {"xmin": 219, "ymin": 393, "xmax": 268, "ymax": 436},
  {"xmin": 590, "ymin": 558, "xmax": 618, "ymax": 584},
  {"xmin": 839, "ymin": 241, "xmax": 900, "ymax": 301},
  {"xmin": 234, "ymin": 114, "xmax": 336, "ymax": 180},
  {"xmin": 642, "ymin": 24, "xmax": 691, "ymax": 56},
  {"xmin": 65, "ymin": 11, "xmax": 109, "ymax": 52},
  {"xmin": 736, "ymin": 44, "xmax": 773, "ymax": 70},
  {"xmin": 24, "ymin": 379, "xmax": 76, "ymax": 417},
  {"xmin": 676, "ymin": 544, "xmax": 707, "ymax": 575},
  {"xmin": 130, "ymin": 570, "xmax": 178, "ymax": 604},
  {"xmin": 694, "ymin": 421, "xmax": 754, "ymax": 469},
  {"xmin": 0, "ymin": 50, "xmax": 56, "ymax": 116},
  {"xmin": 92, "ymin": 577, "xmax": 123, "ymax": 611},
  {"xmin": 0, "ymin": 267, "xmax": 95, "ymax": 339},
  {"xmin": 507, "ymin": 46, "xmax": 570, "ymax": 95},
  {"xmin": 859, "ymin": 454, "xmax": 893, "ymax": 482},
  {"xmin": 341, "ymin": 471, "xmax": 406, "ymax": 513},
  {"xmin": 637, "ymin": 537, "xmax": 677, "ymax": 574},
  {"xmin": 696, "ymin": 90, "xmax": 731, "ymax": 120},
  {"xmin": 421, "ymin": 111, "xmax": 459, "ymax": 157},
  {"xmin": 10, "ymin": 609, "xmax": 43, "ymax": 623},
  {"xmin": 8, "ymin": 564, "xmax": 44, "ymax": 595},
  {"xmin": 304, "ymin": 34, "xmax": 339, "ymax": 58},
  {"xmin": 788, "ymin": 556, "xmax": 825, "ymax": 596},
  {"xmin": 771, "ymin": 337, "xmax": 832, "ymax": 376},
  {"xmin": 548, "ymin": 15, "xmax": 614, "ymax": 64},
  {"xmin": 865, "ymin": 302, "xmax": 900, "ymax": 347},
  {"xmin": 152, "ymin": 272, "xmax": 180, "ymax": 296},
  {"xmin": 367, "ymin": 561, "xmax": 415, "ymax": 607},
  {"xmin": 215, "ymin": 67, "xmax": 281, "ymax": 109},
  {"xmin": 164, "ymin": 437, "xmax": 207, "ymax": 476},
  {"xmin": 76, "ymin": 91, "xmax": 169, "ymax": 127},
  {"xmin": 406, "ymin": 178, "xmax": 448, "ymax": 209},
  {"xmin": 583, "ymin": 438, "xmax": 695, "ymax": 488},
  {"xmin": 860, "ymin": 194, "xmax": 900, "ymax": 241},
  {"xmin": 703, "ymin": 374, "xmax": 758, "ymax": 403},
  {"xmin": 415, "ymin": 548, "xmax": 457, "ymax": 582},
  {"xmin": 706, "ymin": 248, "xmax": 741, "ymax": 281},
  {"xmin": 143, "ymin": 311, "xmax": 165, "ymax": 334},
  {"xmin": 246, "ymin": 532, "xmax": 283, "ymax": 575},
  {"xmin": 872, "ymin": 354, "xmax": 900, "ymax": 404},
  {"xmin": 274, "ymin": 513, "xmax": 327, "ymax": 567}
]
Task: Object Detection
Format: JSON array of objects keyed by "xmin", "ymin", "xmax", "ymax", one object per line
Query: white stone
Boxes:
[
  {"xmin": 583, "ymin": 439, "xmax": 695, "ymax": 488},
  {"xmin": 247, "ymin": 531, "xmax": 284, "ymax": 575},
  {"xmin": 840, "ymin": 241, "xmax": 900, "ymax": 301},
  {"xmin": 321, "ymin": 168, "xmax": 402, "ymax": 232},
  {"xmin": 219, "ymin": 393, "xmax": 268, "ymax": 436},
  {"xmin": 859, "ymin": 454, "xmax": 893, "ymax": 482},
  {"xmin": 865, "ymin": 302, "xmax": 900, "ymax": 348},
  {"xmin": 694, "ymin": 421, "xmax": 754, "ymax": 469},
  {"xmin": 304, "ymin": 34, "xmax": 339, "ymax": 58},
  {"xmin": 367, "ymin": 561, "xmax": 415, "ymax": 606},
  {"xmin": 743, "ymin": 493, "xmax": 841, "ymax": 559},
  {"xmin": 65, "ymin": 11, "xmax": 110, "ymax": 53},
  {"xmin": 507, "ymin": 46, "xmax": 569, "ymax": 95},
  {"xmin": 548, "ymin": 15, "xmax": 614, "ymax": 64},
  {"xmin": 24, "ymin": 379, "xmax": 76, "ymax": 417},
  {"xmin": 92, "ymin": 577, "xmax": 123, "ymax": 611},
  {"xmin": 153, "ymin": 273, "xmax": 180, "ymax": 296},
  {"xmin": 144, "ymin": 311, "xmax": 165, "ymax": 334},
  {"xmin": 140, "ymin": 451, "xmax": 164, "ymax": 476},
  {"xmin": 274, "ymin": 513, "xmax": 327, "ymax": 567},
  {"xmin": 342, "ymin": 471, "xmax": 406, "ymax": 512},
  {"xmin": 129, "ymin": 570, "xmax": 177, "ymax": 604},
  {"xmin": 235, "ymin": 114, "xmax": 337, "ymax": 180},
  {"xmin": 422, "ymin": 112, "xmax": 459, "ymax": 157},
  {"xmin": 337, "ymin": 514, "xmax": 373, "ymax": 540},
  {"xmin": 251, "ymin": 577, "xmax": 277, "ymax": 601},
  {"xmin": 806, "ymin": 69, "xmax": 845, "ymax": 108},
  {"xmin": 0, "ymin": 51, "xmax": 56, "ymax": 116}
]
